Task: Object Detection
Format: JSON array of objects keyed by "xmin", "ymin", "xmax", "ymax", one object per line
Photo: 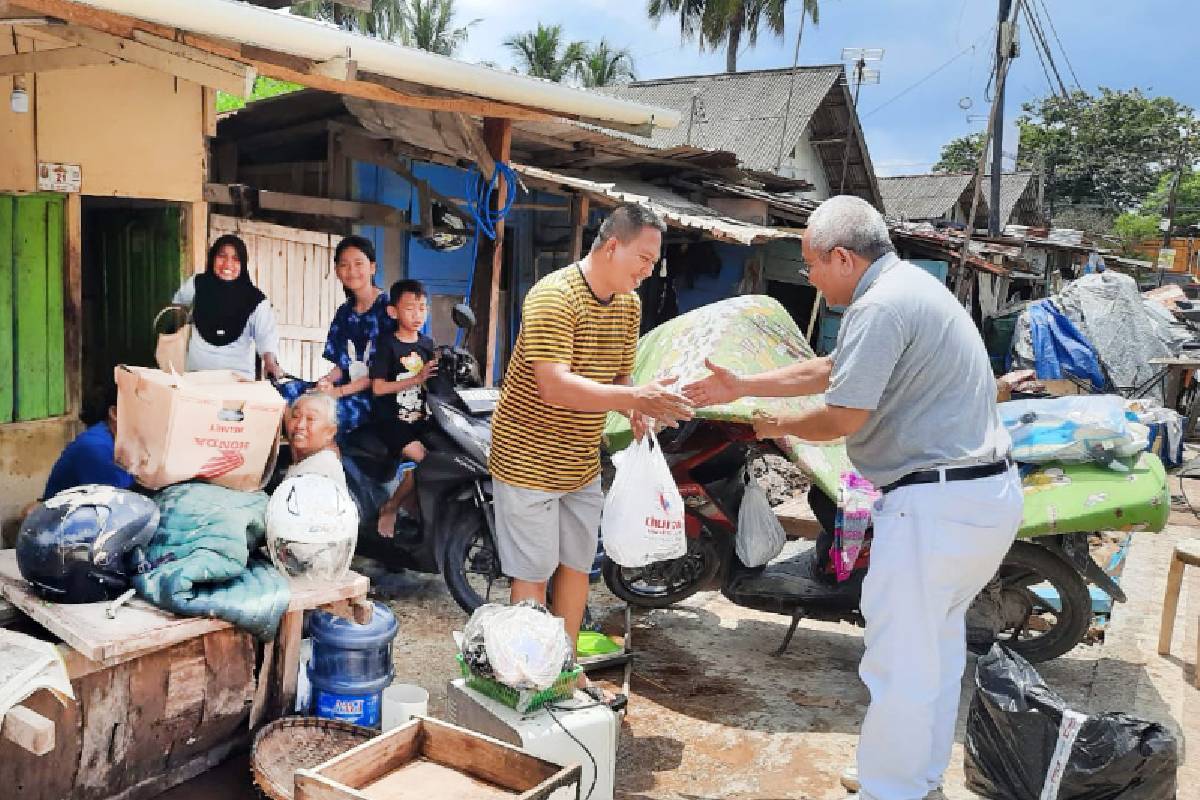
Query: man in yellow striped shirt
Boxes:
[{"xmin": 489, "ymin": 205, "xmax": 694, "ymax": 647}]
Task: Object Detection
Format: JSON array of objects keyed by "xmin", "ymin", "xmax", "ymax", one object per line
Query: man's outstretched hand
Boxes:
[
  {"xmin": 633, "ymin": 376, "xmax": 694, "ymax": 427},
  {"xmin": 682, "ymin": 358, "xmax": 744, "ymax": 408}
]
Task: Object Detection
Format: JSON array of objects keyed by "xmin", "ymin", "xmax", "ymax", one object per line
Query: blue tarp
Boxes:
[{"xmin": 1022, "ymin": 300, "xmax": 1107, "ymax": 389}]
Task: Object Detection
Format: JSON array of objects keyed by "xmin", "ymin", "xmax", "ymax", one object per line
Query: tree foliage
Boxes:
[
  {"xmin": 1143, "ymin": 169, "xmax": 1200, "ymax": 234},
  {"xmin": 1112, "ymin": 212, "xmax": 1161, "ymax": 257},
  {"xmin": 290, "ymin": 0, "xmax": 406, "ymax": 41},
  {"xmin": 578, "ymin": 40, "xmax": 637, "ymax": 87},
  {"xmin": 1017, "ymin": 88, "xmax": 1200, "ymax": 213},
  {"xmin": 933, "ymin": 132, "xmax": 986, "ymax": 174},
  {"xmin": 216, "ymin": 77, "xmax": 304, "ymax": 113},
  {"xmin": 398, "ymin": 0, "xmax": 478, "ymax": 56},
  {"xmin": 647, "ymin": 0, "xmax": 817, "ymax": 73},
  {"xmin": 503, "ymin": 23, "xmax": 587, "ymax": 82}
]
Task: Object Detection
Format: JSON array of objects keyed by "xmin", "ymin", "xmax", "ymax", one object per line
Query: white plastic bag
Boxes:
[
  {"xmin": 735, "ymin": 470, "xmax": 787, "ymax": 568},
  {"xmin": 479, "ymin": 603, "xmax": 572, "ymax": 691},
  {"xmin": 601, "ymin": 433, "xmax": 686, "ymax": 568}
]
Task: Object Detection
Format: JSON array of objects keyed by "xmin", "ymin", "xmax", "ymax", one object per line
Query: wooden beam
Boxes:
[
  {"xmin": 64, "ymin": 192, "xmax": 81, "ymax": 417},
  {"xmin": 45, "ymin": 24, "xmax": 255, "ymax": 95},
  {"xmin": 203, "ymin": 183, "xmax": 406, "ymax": 227},
  {"xmin": 335, "ymin": 129, "xmax": 473, "ymax": 225},
  {"xmin": 2, "ymin": 704, "xmax": 55, "ymax": 756},
  {"xmin": 478, "ymin": 117, "xmax": 512, "ymax": 386},
  {"xmin": 569, "ymin": 193, "xmax": 589, "ymax": 262},
  {"xmin": 451, "ymin": 113, "xmax": 495, "ymax": 182},
  {"xmin": 0, "ymin": 44, "xmax": 117, "ymax": 74},
  {"xmin": 130, "ymin": 28, "xmax": 256, "ymax": 88},
  {"xmin": 310, "ymin": 53, "xmax": 357, "ymax": 82}
]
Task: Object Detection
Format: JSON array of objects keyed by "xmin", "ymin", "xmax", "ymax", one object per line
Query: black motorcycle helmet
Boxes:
[{"xmin": 16, "ymin": 485, "xmax": 160, "ymax": 603}]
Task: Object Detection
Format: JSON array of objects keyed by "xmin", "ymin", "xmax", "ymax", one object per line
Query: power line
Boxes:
[
  {"xmin": 862, "ymin": 37, "xmax": 984, "ymax": 119},
  {"xmin": 1035, "ymin": 0, "xmax": 1081, "ymax": 89},
  {"xmin": 1021, "ymin": 3, "xmax": 1058, "ymax": 96},
  {"xmin": 1024, "ymin": 1, "xmax": 1068, "ymax": 98}
]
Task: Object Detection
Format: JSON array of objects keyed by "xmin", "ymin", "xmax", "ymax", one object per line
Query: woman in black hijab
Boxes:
[{"xmin": 171, "ymin": 234, "xmax": 284, "ymax": 379}]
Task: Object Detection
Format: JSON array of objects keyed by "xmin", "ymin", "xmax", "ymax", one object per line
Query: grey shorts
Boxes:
[{"xmin": 492, "ymin": 477, "xmax": 603, "ymax": 582}]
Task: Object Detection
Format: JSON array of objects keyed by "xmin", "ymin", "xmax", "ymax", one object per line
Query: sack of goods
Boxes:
[
  {"xmin": 964, "ymin": 644, "xmax": 1177, "ymax": 800},
  {"xmin": 266, "ymin": 474, "xmax": 359, "ymax": 582},
  {"xmin": 600, "ymin": 432, "xmax": 686, "ymax": 568},
  {"xmin": 16, "ymin": 485, "xmax": 159, "ymax": 603},
  {"xmin": 460, "ymin": 601, "xmax": 573, "ymax": 692}
]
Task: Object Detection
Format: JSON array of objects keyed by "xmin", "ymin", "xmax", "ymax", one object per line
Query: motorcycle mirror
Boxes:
[{"xmin": 452, "ymin": 303, "xmax": 476, "ymax": 331}]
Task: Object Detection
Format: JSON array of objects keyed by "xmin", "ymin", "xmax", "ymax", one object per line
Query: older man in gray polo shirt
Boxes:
[{"xmin": 685, "ymin": 196, "xmax": 1021, "ymax": 800}]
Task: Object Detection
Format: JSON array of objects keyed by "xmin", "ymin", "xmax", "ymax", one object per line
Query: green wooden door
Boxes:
[
  {"xmin": 83, "ymin": 206, "xmax": 182, "ymax": 403},
  {"xmin": 0, "ymin": 194, "xmax": 66, "ymax": 423}
]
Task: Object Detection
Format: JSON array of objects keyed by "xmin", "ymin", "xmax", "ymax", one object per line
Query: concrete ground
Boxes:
[
  {"xmin": 370, "ymin": 491, "xmax": 1200, "ymax": 800},
  {"xmin": 159, "ymin": 483, "xmax": 1200, "ymax": 800}
]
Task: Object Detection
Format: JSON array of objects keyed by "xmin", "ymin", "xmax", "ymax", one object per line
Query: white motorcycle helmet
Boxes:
[{"xmin": 266, "ymin": 474, "xmax": 359, "ymax": 582}]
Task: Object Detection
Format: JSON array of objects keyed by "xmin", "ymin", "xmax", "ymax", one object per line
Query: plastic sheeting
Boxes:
[
  {"xmin": 1012, "ymin": 273, "xmax": 1187, "ymax": 400},
  {"xmin": 1023, "ymin": 301, "xmax": 1106, "ymax": 389}
]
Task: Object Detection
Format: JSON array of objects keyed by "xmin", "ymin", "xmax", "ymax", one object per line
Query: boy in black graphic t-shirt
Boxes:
[{"xmin": 369, "ymin": 279, "xmax": 437, "ymax": 536}]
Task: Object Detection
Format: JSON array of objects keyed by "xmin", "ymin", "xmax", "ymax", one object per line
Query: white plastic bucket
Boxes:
[{"xmin": 381, "ymin": 683, "xmax": 429, "ymax": 731}]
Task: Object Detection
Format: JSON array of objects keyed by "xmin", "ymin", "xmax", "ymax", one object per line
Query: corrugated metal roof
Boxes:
[
  {"xmin": 879, "ymin": 173, "xmax": 973, "ymax": 220},
  {"xmin": 599, "ymin": 67, "xmax": 844, "ymax": 174},
  {"xmin": 513, "ymin": 165, "xmax": 802, "ymax": 246},
  {"xmin": 879, "ymin": 172, "xmax": 1037, "ymax": 224},
  {"xmin": 996, "ymin": 172, "xmax": 1035, "ymax": 228}
]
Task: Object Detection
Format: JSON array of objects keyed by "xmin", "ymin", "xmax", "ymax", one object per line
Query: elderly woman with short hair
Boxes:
[{"xmin": 283, "ymin": 393, "xmax": 347, "ymax": 490}]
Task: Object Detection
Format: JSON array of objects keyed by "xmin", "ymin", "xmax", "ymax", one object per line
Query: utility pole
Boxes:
[
  {"xmin": 989, "ymin": 0, "xmax": 1015, "ymax": 237},
  {"xmin": 1163, "ymin": 142, "xmax": 1186, "ymax": 247}
]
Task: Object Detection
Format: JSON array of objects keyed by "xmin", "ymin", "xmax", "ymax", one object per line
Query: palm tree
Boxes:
[
  {"xmin": 647, "ymin": 0, "xmax": 819, "ymax": 73},
  {"xmin": 399, "ymin": 0, "xmax": 479, "ymax": 57},
  {"xmin": 503, "ymin": 23, "xmax": 587, "ymax": 83},
  {"xmin": 291, "ymin": 0, "xmax": 405, "ymax": 42},
  {"xmin": 577, "ymin": 40, "xmax": 636, "ymax": 88}
]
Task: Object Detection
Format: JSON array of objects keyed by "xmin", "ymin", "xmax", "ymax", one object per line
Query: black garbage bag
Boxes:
[{"xmin": 964, "ymin": 644, "xmax": 1177, "ymax": 800}]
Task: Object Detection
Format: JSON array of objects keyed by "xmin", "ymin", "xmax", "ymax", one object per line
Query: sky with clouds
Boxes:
[{"xmin": 447, "ymin": 0, "xmax": 1200, "ymax": 176}]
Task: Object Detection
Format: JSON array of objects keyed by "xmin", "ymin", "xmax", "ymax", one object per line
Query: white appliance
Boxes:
[{"xmin": 446, "ymin": 679, "xmax": 620, "ymax": 800}]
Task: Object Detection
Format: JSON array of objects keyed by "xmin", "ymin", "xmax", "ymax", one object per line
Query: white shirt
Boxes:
[
  {"xmin": 173, "ymin": 275, "xmax": 280, "ymax": 378},
  {"xmin": 284, "ymin": 448, "xmax": 348, "ymax": 493}
]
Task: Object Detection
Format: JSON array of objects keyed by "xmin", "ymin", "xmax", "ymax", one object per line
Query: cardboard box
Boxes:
[{"xmin": 114, "ymin": 366, "xmax": 285, "ymax": 491}]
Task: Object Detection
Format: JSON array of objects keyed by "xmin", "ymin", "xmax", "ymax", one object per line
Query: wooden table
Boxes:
[
  {"xmin": 1148, "ymin": 356, "xmax": 1200, "ymax": 438},
  {"xmin": 0, "ymin": 549, "xmax": 371, "ymax": 724}
]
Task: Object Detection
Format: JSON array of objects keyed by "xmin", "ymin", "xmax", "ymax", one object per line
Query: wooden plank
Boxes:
[
  {"xmin": 451, "ymin": 113, "xmax": 495, "ymax": 181},
  {"xmin": 270, "ymin": 609, "xmax": 303, "ymax": 720},
  {"xmin": 130, "ymin": 28, "xmax": 256, "ymax": 84},
  {"xmin": 14, "ymin": 195, "xmax": 49, "ymax": 420},
  {"xmin": 0, "ymin": 43, "xmax": 118, "ymax": 74},
  {"xmin": 311, "ymin": 54, "xmax": 357, "ymax": 82},
  {"xmin": 317, "ymin": 721, "xmax": 424, "ymax": 788},
  {"xmin": 0, "ymin": 686, "xmax": 81, "ymax": 800},
  {"xmin": 337, "ymin": 131, "xmax": 472, "ymax": 226},
  {"xmin": 482, "ymin": 118, "xmax": 511, "ymax": 387},
  {"xmin": 202, "ymin": 86, "xmax": 218, "ymax": 138},
  {"xmin": 1, "ymin": 704, "xmax": 55, "ymax": 755},
  {"xmin": 287, "ymin": 240, "xmax": 305, "ymax": 325},
  {"xmin": 302, "ymin": 240, "xmax": 319, "ymax": 328},
  {"xmin": 204, "ymin": 184, "xmax": 405, "ymax": 227},
  {"xmin": 46, "ymin": 24, "xmax": 253, "ymax": 95},
  {"xmin": 0, "ymin": 197, "xmax": 13, "ymax": 422},
  {"xmin": 568, "ymin": 194, "xmax": 589, "ymax": 262},
  {"xmin": 295, "ymin": 771, "xmax": 372, "ymax": 800},
  {"xmin": 0, "ymin": 550, "xmax": 367, "ymax": 664},
  {"xmin": 277, "ymin": 323, "xmax": 327, "ymax": 344},
  {"xmin": 45, "ymin": 195, "xmax": 65, "ymax": 416},
  {"xmin": 421, "ymin": 718, "xmax": 559, "ymax": 793},
  {"xmin": 63, "ymin": 192, "xmax": 81, "ymax": 416}
]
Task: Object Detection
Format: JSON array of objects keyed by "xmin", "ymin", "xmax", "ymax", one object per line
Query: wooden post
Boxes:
[
  {"xmin": 64, "ymin": 192, "xmax": 81, "ymax": 417},
  {"xmin": 569, "ymin": 194, "xmax": 590, "ymax": 262},
  {"xmin": 467, "ymin": 118, "xmax": 512, "ymax": 386}
]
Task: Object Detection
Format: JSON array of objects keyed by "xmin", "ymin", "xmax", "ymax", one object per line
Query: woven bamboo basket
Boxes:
[{"xmin": 251, "ymin": 716, "xmax": 376, "ymax": 800}]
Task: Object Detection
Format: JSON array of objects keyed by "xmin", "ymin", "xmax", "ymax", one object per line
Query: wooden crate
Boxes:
[{"xmin": 295, "ymin": 717, "xmax": 581, "ymax": 800}]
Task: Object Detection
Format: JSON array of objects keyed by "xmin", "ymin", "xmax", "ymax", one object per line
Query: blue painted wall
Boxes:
[{"xmin": 675, "ymin": 243, "xmax": 756, "ymax": 314}]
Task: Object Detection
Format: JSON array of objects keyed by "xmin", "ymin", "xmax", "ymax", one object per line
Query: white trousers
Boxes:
[{"xmin": 857, "ymin": 467, "xmax": 1023, "ymax": 800}]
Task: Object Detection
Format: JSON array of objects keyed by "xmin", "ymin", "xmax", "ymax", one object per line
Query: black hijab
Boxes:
[{"xmin": 192, "ymin": 235, "xmax": 266, "ymax": 347}]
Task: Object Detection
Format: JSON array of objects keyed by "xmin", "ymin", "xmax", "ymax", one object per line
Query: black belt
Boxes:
[{"xmin": 880, "ymin": 457, "xmax": 1013, "ymax": 495}]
